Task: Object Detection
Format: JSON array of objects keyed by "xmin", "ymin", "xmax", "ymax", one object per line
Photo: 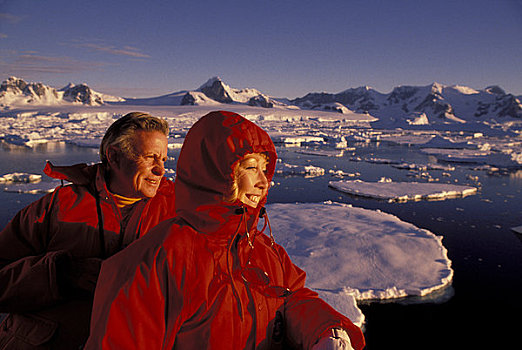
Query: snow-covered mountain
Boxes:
[
  {"xmin": 292, "ymin": 82, "xmax": 522, "ymax": 125},
  {"xmin": 122, "ymin": 77, "xmax": 281, "ymax": 108},
  {"xmin": 2, "ymin": 76, "xmax": 521, "ymax": 126},
  {"xmin": 0, "ymin": 77, "xmax": 123, "ymax": 107}
]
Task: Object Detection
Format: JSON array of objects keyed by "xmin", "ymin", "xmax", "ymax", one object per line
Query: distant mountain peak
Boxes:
[
  {"xmin": 198, "ymin": 76, "xmax": 233, "ymax": 103},
  {"xmin": 198, "ymin": 76, "xmax": 225, "ymax": 90},
  {"xmin": 0, "ymin": 77, "xmax": 123, "ymax": 106},
  {"xmin": 485, "ymin": 85, "xmax": 506, "ymax": 95}
]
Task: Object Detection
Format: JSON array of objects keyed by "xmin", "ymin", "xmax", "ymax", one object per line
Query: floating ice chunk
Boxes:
[
  {"xmin": 164, "ymin": 168, "xmax": 176, "ymax": 181},
  {"xmin": 0, "ymin": 172, "xmax": 42, "ymax": 183},
  {"xmin": 2, "ymin": 180, "xmax": 63, "ymax": 194},
  {"xmin": 276, "ymin": 161, "xmax": 325, "ymax": 177},
  {"xmin": 2, "ymin": 134, "xmax": 47, "ymax": 148},
  {"xmin": 418, "ymin": 135, "xmax": 474, "ymax": 149},
  {"xmin": 274, "ymin": 135, "xmax": 325, "ymax": 146},
  {"xmin": 68, "ymin": 138, "xmax": 102, "ymax": 148},
  {"xmin": 167, "ymin": 137, "xmax": 184, "ymax": 149},
  {"xmin": 329, "ymin": 179, "xmax": 477, "ymax": 202},
  {"xmin": 421, "ymin": 148, "xmax": 490, "ymax": 164},
  {"xmin": 422, "ymin": 148, "xmax": 522, "ymax": 168},
  {"xmin": 296, "ymin": 149, "xmax": 344, "ymax": 157},
  {"xmin": 329, "ymin": 169, "xmax": 359, "ymax": 178},
  {"xmin": 511, "ymin": 226, "xmax": 522, "ymax": 234},
  {"xmin": 392, "ymin": 162, "xmax": 455, "ymax": 171},
  {"xmin": 364, "ymin": 157, "xmax": 400, "ymax": 165},
  {"xmin": 266, "ymin": 201, "xmax": 453, "ymax": 311}
]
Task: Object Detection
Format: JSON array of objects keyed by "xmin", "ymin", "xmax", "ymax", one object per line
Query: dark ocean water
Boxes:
[{"xmin": 1, "ymin": 141, "xmax": 521, "ymax": 349}]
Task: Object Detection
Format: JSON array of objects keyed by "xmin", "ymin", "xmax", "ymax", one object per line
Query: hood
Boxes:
[
  {"xmin": 175, "ymin": 111, "xmax": 277, "ymax": 235},
  {"xmin": 44, "ymin": 161, "xmax": 96, "ymax": 185}
]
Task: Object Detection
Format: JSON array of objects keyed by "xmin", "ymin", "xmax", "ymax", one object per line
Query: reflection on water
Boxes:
[{"xmin": 509, "ymin": 169, "xmax": 522, "ymax": 186}]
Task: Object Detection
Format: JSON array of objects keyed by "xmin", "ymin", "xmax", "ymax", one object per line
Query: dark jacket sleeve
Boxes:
[
  {"xmin": 0, "ymin": 189, "xmax": 69, "ymax": 312},
  {"xmin": 277, "ymin": 245, "xmax": 366, "ymax": 350}
]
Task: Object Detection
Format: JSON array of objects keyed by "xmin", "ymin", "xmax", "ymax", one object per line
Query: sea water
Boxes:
[{"xmin": 1, "ymin": 141, "xmax": 521, "ymax": 349}]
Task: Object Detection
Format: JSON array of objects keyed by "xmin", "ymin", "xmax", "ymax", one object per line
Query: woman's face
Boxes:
[{"xmin": 236, "ymin": 153, "xmax": 269, "ymax": 208}]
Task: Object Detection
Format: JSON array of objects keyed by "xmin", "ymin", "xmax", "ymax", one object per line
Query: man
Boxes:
[{"xmin": 0, "ymin": 112, "xmax": 176, "ymax": 349}]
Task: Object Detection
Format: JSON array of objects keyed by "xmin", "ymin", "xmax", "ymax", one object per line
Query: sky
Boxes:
[{"xmin": 0, "ymin": 0, "xmax": 521, "ymax": 99}]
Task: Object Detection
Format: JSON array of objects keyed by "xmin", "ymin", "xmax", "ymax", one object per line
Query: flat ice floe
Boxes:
[
  {"xmin": 0, "ymin": 172, "xmax": 42, "ymax": 183},
  {"xmin": 0, "ymin": 172, "xmax": 63, "ymax": 193},
  {"xmin": 422, "ymin": 147, "xmax": 522, "ymax": 168},
  {"xmin": 266, "ymin": 201, "xmax": 454, "ymax": 326},
  {"xmin": 329, "ymin": 179, "xmax": 477, "ymax": 202}
]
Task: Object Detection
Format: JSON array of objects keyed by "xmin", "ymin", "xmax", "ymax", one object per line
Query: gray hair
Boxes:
[{"xmin": 100, "ymin": 112, "xmax": 169, "ymax": 165}]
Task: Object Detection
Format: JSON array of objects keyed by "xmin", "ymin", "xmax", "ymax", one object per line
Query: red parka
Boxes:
[
  {"xmin": 85, "ymin": 111, "xmax": 365, "ymax": 349},
  {"xmin": 0, "ymin": 163, "xmax": 175, "ymax": 349}
]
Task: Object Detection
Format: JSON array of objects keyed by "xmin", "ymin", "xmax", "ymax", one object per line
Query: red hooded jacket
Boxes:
[
  {"xmin": 85, "ymin": 111, "xmax": 365, "ymax": 349},
  {"xmin": 0, "ymin": 162, "xmax": 175, "ymax": 349}
]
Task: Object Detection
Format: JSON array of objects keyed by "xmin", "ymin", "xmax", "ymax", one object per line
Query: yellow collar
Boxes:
[{"xmin": 111, "ymin": 192, "xmax": 142, "ymax": 208}]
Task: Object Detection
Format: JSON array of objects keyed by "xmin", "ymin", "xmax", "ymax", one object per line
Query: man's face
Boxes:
[
  {"xmin": 236, "ymin": 153, "xmax": 269, "ymax": 208},
  {"xmin": 109, "ymin": 130, "xmax": 168, "ymax": 198}
]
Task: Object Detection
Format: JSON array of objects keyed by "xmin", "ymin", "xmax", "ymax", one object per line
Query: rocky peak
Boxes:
[
  {"xmin": 387, "ymin": 86, "xmax": 420, "ymax": 104},
  {"xmin": 1, "ymin": 76, "xmax": 28, "ymax": 93},
  {"xmin": 62, "ymin": 83, "xmax": 103, "ymax": 105},
  {"xmin": 485, "ymin": 85, "xmax": 506, "ymax": 95},
  {"xmin": 198, "ymin": 76, "xmax": 233, "ymax": 103}
]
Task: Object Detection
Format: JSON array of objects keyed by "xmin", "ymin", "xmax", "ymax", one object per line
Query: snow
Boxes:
[
  {"xmin": 266, "ymin": 201, "xmax": 454, "ymax": 326},
  {"xmin": 329, "ymin": 179, "xmax": 477, "ymax": 202}
]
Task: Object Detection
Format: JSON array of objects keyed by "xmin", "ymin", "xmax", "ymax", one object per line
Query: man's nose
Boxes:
[{"xmin": 152, "ymin": 159, "xmax": 165, "ymax": 176}]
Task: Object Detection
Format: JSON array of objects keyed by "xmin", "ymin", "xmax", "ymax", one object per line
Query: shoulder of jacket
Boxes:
[
  {"xmin": 157, "ymin": 177, "xmax": 175, "ymax": 194},
  {"xmin": 162, "ymin": 221, "xmax": 200, "ymax": 251}
]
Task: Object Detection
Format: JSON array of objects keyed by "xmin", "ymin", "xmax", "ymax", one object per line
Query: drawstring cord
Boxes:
[
  {"xmin": 227, "ymin": 206, "xmax": 247, "ymax": 320},
  {"xmin": 95, "ymin": 192, "xmax": 107, "ymax": 259},
  {"xmin": 259, "ymin": 208, "xmax": 285, "ymax": 267},
  {"xmin": 227, "ymin": 205, "xmax": 281, "ymax": 320}
]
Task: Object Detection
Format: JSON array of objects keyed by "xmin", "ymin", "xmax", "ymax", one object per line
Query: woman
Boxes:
[{"xmin": 85, "ymin": 111, "xmax": 365, "ymax": 349}]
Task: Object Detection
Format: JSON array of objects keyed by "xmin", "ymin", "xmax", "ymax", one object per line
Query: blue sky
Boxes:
[{"xmin": 1, "ymin": 0, "xmax": 521, "ymax": 98}]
